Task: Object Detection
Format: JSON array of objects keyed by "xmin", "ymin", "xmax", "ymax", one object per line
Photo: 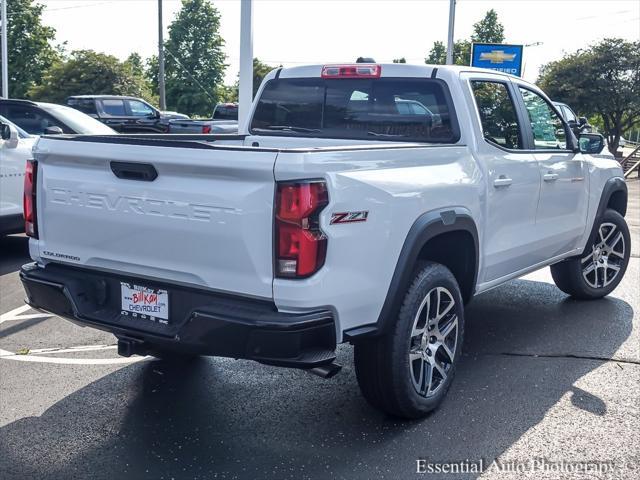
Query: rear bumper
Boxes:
[{"xmin": 20, "ymin": 262, "xmax": 336, "ymax": 368}]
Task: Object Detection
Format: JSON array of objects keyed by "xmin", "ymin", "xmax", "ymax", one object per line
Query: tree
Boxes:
[
  {"xmin": 218, "ymin": 58, "xmax": 280, "ymax": 103},
  {"xmin": 125, "ymin": 53, "xmax": 146, "ymax": 78},
  {"xmin": 425, "ymin": 9, "xmax": 504, "ymax": 66},
  {"xmin": 0, "ymin": 0, "xmax": 58, "ymax": 98},
  {"xmin": 251, "ymin": 57, "xmax": 278, "ymax": 97},
  {"xmin": 28, "ymin": 50, "xmax": 153, "ymax": 104},
  {"xmin": 538, "ymin": 38, "xmax": 640, "ymax": 154},
  {"xmin": 163, "ymin": 0, "xmax": 227, "ymax": 116},
  {"xmin": 393, "ymin": 58, "xmax": 407, "ymax": 64},
  {"xmin": 471, "ymin": 9, "xmax": 505, "ymax": 44}
]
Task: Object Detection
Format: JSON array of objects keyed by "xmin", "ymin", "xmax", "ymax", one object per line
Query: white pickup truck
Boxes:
[
  {"xmin": 1, "ymin": 117, "xmax": 36, "ymax": 235},
  {"xmin": 20, "ymin": 64, "xmax": 630, "ymax": 418}
]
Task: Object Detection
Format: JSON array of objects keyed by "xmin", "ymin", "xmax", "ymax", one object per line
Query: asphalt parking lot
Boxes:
[{"xmin": 1, "ymin": 180, "xmax": 639, "ymax": 480}]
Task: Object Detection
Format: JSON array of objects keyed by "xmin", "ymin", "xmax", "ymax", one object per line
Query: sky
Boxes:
[{"xmin": 38, "ymin": 0, "xmax": 640, "ymax": 85}]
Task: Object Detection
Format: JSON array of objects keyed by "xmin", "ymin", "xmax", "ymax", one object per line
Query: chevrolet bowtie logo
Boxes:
[{"xmin": 479, "ymin": 50, "xmax": 517, "ymax": 64}]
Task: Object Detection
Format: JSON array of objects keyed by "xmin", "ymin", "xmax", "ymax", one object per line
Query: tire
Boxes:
[
  {"xmin": 354, "ymin": 261, "xmax": 465, "ymax": 419},
  {"xmin": 551, "ymin": 209, "xmax": 631, "ymax": 299}
]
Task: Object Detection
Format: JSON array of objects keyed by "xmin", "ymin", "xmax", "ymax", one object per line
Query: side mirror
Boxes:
[
  {"xmin": 44, "ymin": 125, "xmax": 64, "ymax": 135},
  {"xmin": 578, "ymin": 117, "xmax": 588, "ymax": 127},
  {"xmin": 0, "ymin": 122, "xmax": 19, "ymax": 149},
  {"xmin": 578, "ymin": 133, "xmax": 605, "ymax": 154}
]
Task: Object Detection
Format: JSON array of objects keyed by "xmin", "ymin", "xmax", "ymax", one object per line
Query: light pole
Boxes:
[
  {"xmin": 522, "ymin": 42, "xmax": 543, "ymax": 76},
  {"xmin": 446, "ymin": 0, "xmax": 456, "ymax": 65},
  {"xmin": 1, "ymin": 0, "xmax": 8, "ymax": 98},
  {"xmin": 238, "ymin": 0, "xmax": 253, "ymax": 134},
  {"xmin": 158, "ymin": 0, "xmax": 166, "ymax": 110}
]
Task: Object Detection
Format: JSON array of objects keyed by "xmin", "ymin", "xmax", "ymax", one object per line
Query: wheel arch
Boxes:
[
  {"xmin": 344, "ymin": 208, "xmax": 479, "ymax": 341},
  {"xmin": 583, "ymin": 177, "xmax": 628, "ymax": 253}
]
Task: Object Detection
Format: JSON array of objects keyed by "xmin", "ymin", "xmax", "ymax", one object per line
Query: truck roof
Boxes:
[
  {"xmin": 67, "ymin": 95, "xmax": 145, "ymax": 101},
  {"xmin": 275, "ymin": 63, "xmax": 525, "ymax": 81}
]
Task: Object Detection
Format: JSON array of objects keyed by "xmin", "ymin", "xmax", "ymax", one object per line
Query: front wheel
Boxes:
[
  {"xmin": 551, "ymin": 209, "xmax": 630, "ymax": 299},
  {"xmin": 354, "ymin": 262, "xmax": 464, "ymax": 419}
]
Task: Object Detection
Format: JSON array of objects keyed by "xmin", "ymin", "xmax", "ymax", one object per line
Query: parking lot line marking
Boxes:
[
  {"xmin": 0, "ymin": 304, "xmax": 52, "ymax": 324},
  {"xmin": 27, "ymin": 344, "xmax": 117, "ymax": 355},
  {"xmin": 0, "ymin": 347, "xmax": 151, "ymax": 365}
]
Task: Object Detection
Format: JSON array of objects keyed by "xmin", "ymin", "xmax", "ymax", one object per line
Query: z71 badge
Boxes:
[{"xmin": 330, "ymin": 211, "xmax": 369, "ymax": 224}]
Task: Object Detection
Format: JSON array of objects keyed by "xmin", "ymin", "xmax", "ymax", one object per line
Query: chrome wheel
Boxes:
[
  {"xmin": 581, "ymin": 222, "xmax": 626, "ymax": 289},
  {"xmin": 409, "ymin": 287, "xmax": 458, "ymax": 398}
]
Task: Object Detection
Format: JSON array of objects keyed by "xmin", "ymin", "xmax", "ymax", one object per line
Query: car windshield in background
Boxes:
[
  {"xmin": 250, "ymin": 78, "xmax": 457, "ymax": 143},
  {"xmin": 41, "ymin": 104, "xmax": 115, "ymax": 135}
]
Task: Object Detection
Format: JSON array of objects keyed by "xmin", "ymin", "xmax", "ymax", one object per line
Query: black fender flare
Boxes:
[
  {"xmin": 344, "ymin": 207, "xmax": 479, "ymax": 340},
  {"xmin": 582, "ymin": 177, "xmax": 627, "ymax": 253}
]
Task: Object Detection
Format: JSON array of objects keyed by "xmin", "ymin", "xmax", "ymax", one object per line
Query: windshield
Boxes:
[
  {"xmin": 250, "ymin": 78, "xmax": 458, "ymax": 143},
  {"xmin": 41, "ymin": 104, "xmax": 116, "ymax": 134},
  {"xmin": 0, "ymin": 114, "xmax": 30, "ymax": 138}
]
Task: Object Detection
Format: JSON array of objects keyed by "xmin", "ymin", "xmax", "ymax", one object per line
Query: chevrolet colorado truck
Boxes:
[{"xmin": 20, "ymin": 64, "xmax": 630, "ymax": 418}]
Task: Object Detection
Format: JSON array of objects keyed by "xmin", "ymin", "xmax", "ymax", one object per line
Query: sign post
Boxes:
[{"xmin": 471, "ymin": 43, "xmax": 524, "ymax": 77}]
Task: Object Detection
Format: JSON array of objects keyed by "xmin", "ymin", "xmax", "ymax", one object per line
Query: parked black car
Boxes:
[
  {"xmin": 66, "ymin": 95, "xmax": 187, "ymax": 133},
  {"xmin": 0, "ymin": 99, "xmax": 116, "ymax": 135}
]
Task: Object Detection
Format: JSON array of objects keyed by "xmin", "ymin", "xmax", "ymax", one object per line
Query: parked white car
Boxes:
[
  {"xmin": 20, "ymin": 64, "xmax": 630, "ymax": 418},
  {"xmin": 0, "ymin": 116, "xmax": 36, "ymax": 235}
]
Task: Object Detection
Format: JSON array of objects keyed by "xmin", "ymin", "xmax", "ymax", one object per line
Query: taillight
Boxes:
[
  {"xmin": 24, "ymin": 160, "xmax": 38, "ymax": 238},
  {"xmin": 202, "ymin": 125, "xmax": 212, "ymax": 134},
  {"xmin": 275, "ymin": 181, "xmax": 328, "ymax": 278},
  {"xmin": 321, "ymin": 64, "xmax": 381, "ymax": 79}
]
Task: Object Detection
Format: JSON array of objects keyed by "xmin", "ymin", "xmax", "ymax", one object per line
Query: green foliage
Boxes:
[
  {"xmin": 537, "ymin": 38, "xmax": 640, "ymax": 153},
  {"xmin": 219, "ymin": 58, "xmax": 280, "ymax": 103},
  {"xmin": 163, "ymin": 0, "xmax": 227, "ymax": 116},
  {"xmin": 125, "ymin": 53, "xmax": 145, "ymax": 78},
  {"xmin": 471, "ymin": 9, "xmax": 505, "ymax": 44},
  {"xmin": 393, "ymin": 58, "xmax": 407, "ymax": 64},
  {"xmin": 28, "ymin": 50, "xmax": 154, "ymax": 104},
  {"xmin": 425, "ymin": 9, "xmax": 504, "ymax": 66},
  {"xmin": 0, "ymin": 0, "xmax": 59, "ymax": 98}
]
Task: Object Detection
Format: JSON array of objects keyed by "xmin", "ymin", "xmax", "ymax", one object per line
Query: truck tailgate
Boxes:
[{"xmin": 34, "ymin": 138, "xmax": 277, "ymax": 299}]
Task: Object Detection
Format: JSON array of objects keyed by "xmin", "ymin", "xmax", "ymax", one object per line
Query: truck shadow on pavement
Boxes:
[{"xmin": 0, "ymin": 279, "xmax": 634, "ymax": 480}]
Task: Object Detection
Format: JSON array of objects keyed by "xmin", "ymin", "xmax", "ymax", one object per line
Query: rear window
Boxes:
[
  {"xmin": 213, "ymin": 105, "xmax": 238, "ymax": 120},
  {"xmin": 250, "ymin": 78, "xmax": 458, "ymax": 143},
  {"xmin": 67, "ymin": 98, "xmax": 97, "ymax": 115}
]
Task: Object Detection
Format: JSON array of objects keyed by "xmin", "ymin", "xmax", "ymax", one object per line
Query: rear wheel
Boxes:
[
  {"xmin": 551, "ymin": 209, "xmax": 630, "ymax": 299},
  {"xmin": 354, "ymin": 262, "xmax": 464, "ymax": 419}
]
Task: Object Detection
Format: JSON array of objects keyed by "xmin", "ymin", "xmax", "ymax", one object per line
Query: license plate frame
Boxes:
[{"xmin": 120, "ymin": 282, "xmax": 169, "ymax": 324}]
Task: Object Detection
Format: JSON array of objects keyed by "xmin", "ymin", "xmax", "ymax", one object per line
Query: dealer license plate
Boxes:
[{"xmin": 120, "ymin": 282, "xmax": 169, "ymax": 324}]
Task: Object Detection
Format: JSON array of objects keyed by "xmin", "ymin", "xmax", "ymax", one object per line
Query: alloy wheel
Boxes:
[
  {"xmin": 409, "ymin": 286, "xmax": 458, "ymax": 398},
  {"xmin": 581, "ymin": 222, "xmax": 626, "ymax": 289}
]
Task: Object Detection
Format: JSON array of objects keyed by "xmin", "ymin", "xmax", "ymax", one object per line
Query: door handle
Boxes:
[
  {"xmin": 543, "ymin": 172, "xmax": 559, "ymax": 182},
  {"xmin": 493, "ymin": 175, "xmax": 513, "ymax": 188},
  {"xmin": 110, "ymin": 161, "xmax": 158, "ymax": 181}
]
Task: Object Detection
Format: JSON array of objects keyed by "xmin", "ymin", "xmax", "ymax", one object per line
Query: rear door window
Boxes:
[
  {"xmin": 471, "ymin": 81, "xmax": 523, "ymax": 150},
  {"xmin": 251, "ymin": 77, "xmax": 458, "ymax": 143},
  {"xmin": 100, "ymin": 99, "xmax": 127, "ymax": 116}
]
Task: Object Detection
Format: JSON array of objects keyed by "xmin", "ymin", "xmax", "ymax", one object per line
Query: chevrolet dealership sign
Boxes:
[{"xmin": 471, "ymin": 43, "xmax": 524, "ymax": 77}]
